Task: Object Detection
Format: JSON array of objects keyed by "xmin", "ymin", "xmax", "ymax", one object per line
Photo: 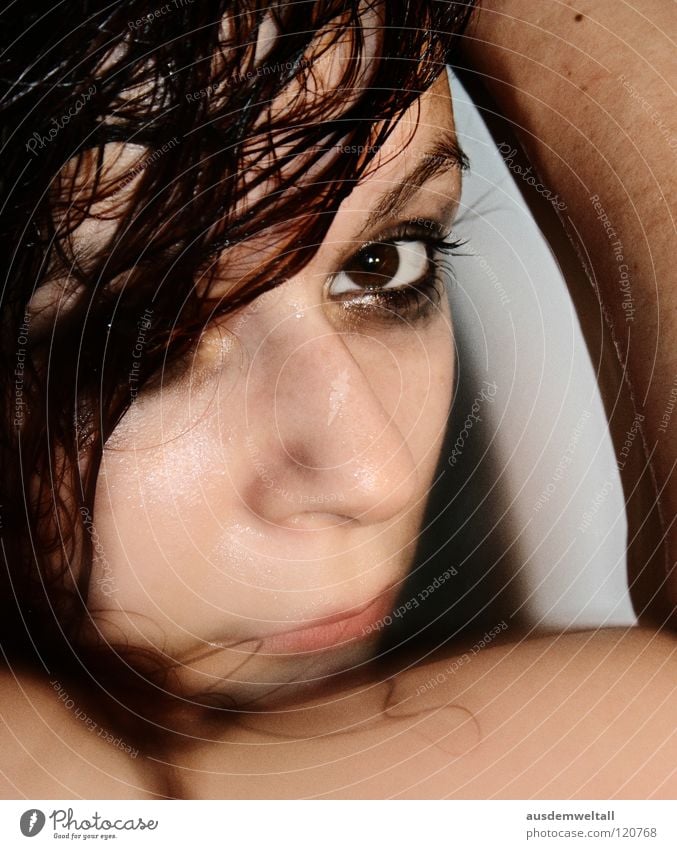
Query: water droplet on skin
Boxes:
[{"xmin": 327, "ymin": 368, "xmax": 350, "ymax": 426}]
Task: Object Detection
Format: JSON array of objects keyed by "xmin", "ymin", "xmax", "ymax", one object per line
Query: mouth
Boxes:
[{"xmin": 257, "ymin": 584, "xmax": 400, "ymax": 655}]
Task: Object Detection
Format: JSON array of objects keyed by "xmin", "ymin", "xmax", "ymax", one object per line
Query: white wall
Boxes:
[{"xmin": 446, "ymin": 72, "xmax": 636, "ymax": 630}]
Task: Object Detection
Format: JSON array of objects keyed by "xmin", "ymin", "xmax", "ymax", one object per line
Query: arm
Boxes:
[
  {"xmin": 169, "ymin": 629, "xmax": 677, "ymax": 798},
  {"xmin": 459, "ymin": 0, "xmax": 677, "ymax": 624},
  {"xmin": 0, "ymin": 670, "xmax": 165, "ymax": 799}
]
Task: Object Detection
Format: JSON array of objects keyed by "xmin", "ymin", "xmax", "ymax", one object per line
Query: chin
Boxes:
[{"xmin": 178, "ymin": 631, "xmax": 383, "ymax": 712}]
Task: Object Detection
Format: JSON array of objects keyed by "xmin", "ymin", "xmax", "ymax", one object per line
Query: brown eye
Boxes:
[
  {"xmin": 330, "ymin": 240, "xmax": 429, "ymax": 296},
  {"xmin": 345, "ymin": 242, "xmax": 401, "ymax": 288}
]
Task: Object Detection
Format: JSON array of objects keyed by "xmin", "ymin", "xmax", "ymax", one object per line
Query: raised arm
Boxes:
[{"xmin": 460, "ymin": 0, "xmax": 677, "ymax": 625}]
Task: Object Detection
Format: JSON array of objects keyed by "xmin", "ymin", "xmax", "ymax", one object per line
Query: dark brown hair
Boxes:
[{"xmin": 0, "ymin": 1, "xmax": 475, "ymax": 708}]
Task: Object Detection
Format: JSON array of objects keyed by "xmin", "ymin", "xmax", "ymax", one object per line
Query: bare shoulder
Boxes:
[
  {"xmin": 171, "ymin": 628, "xmax": 677, "ymax": 799},
  {"xmin": 0, "ymin": 668, "xmax": 165, "ymax": 799}
]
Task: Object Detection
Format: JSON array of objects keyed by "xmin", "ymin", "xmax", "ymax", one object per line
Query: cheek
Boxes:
[
  {"xmin": 86, "ymin": 340, "xmax": 254, "ymax": 642},
  {"xmin": 87, "ymin": 429, "xmax": 226, "ymax": 628},
  {"xmin": 346, "ymin": 312, "xmax": 454, "ymax": 484},
  {"xmin": 84, "ymin": 306, "xmax": 454, "ymax": 653}
]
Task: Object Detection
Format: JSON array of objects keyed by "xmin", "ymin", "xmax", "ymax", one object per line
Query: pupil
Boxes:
[{"xmin": 348, "ymin": 242, "xmax": 399, "ymax": 288}]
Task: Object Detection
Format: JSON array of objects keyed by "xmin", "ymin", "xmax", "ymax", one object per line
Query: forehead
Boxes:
[
  {"xmin": 365, "ymin": 73, "xmax": 456, "ymax": 182},
  {"xmin": 333, "ymin": 73, "xmax": 461, "ymax": 224},
  {"xmin": 37, "ymin": 23, "xmax": 458, "ymax": 316}
]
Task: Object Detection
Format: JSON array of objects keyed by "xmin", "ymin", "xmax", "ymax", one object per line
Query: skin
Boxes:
[
  {"xmin": 461, "ymin": 0, "xmax": 677, "ymax": 625},
  {"xmin": 2, "ymin": 2, "xmax": 676, "ymax": 801},
  {"xmin": 0, "ymin": 670, "xmax": 163, "ymax": 799},
  {"xmin": 167, "ymin": 628, "xmax": 677, "ymax": 799},
  {"xmin": 84, "ymin": 73, "xmax": 461, "ymax": 710}
]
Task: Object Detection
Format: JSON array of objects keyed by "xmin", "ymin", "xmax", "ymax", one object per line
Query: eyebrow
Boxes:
[{"xmin": 363, "ymin": 131, "xmax": 469, "ymax": 231}]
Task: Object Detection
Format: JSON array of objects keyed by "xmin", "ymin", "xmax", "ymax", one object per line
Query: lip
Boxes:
[{"xmin": 258, "ymin": 585, "xmax": 400, "ymax": 655}]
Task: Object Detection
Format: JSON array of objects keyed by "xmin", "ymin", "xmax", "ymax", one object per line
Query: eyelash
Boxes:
[
  {"xmin": 328, "ymin": 219, "xmax": 464, "ymax": 326},
  {"xmin": 131, "ymin": 221, "xmax": 462, "ymax": 396}
]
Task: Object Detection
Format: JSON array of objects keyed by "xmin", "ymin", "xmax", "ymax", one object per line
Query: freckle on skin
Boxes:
[{"xmin": 575, "ymin": 13, "xmax": 583, "ymax": 22}]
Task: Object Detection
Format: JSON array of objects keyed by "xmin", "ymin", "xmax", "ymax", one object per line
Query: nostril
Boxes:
[
  {"xmin": 244, "ymin": 322, "xmax": 420, "ymax": 525},
  {"xmin": 278, "ymin": 512, "xmax": 356, "ymax": 530}
]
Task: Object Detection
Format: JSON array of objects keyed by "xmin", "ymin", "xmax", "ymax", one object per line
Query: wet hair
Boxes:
[{"xmin": 0, "ymin": 1, "xmax": 475, "ymax": 705}]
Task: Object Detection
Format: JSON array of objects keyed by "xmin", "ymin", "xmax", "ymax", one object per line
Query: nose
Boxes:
[{"xmin": 239, "ymin": 306, "xmax": 419, "ymax": 526}]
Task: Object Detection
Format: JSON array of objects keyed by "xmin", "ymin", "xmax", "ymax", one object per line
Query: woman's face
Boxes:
[{"xmin": 86, "ymin": 74, "xmax": 462, "ymax": 708}]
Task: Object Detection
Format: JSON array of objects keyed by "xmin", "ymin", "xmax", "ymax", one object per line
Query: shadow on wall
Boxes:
[
  {"xmin": 379, "ymin": 66, "xmax": 654, "ymax": 654},
  {"xmin": 380, "ymin": 329, "xmax": 528, "ymax": 656}
]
